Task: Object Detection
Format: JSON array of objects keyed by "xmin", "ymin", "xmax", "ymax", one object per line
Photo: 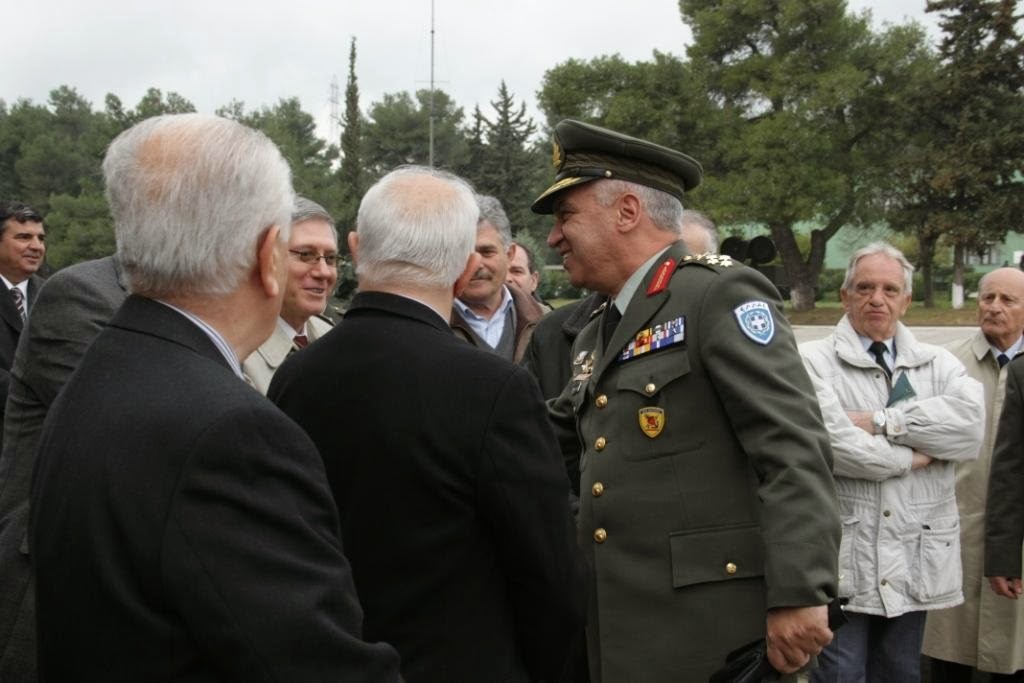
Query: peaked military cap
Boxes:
[{"xmin": 531, "ymin": 119, "xmax": 703, "ymax": 214}]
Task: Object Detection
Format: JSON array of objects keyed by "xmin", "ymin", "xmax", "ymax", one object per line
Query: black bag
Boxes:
[
  {"xmin": 707, "ymin": 638, "xmax": 779, "ymax": 683},
  {"xmin": 708, "ymin": 599, "xmax": 847, "ymax": 683}
]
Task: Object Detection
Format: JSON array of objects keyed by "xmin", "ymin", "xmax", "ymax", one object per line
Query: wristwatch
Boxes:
[{"xmin": 872, "ymin": 410, "xmax": 887, "ymax": 435}]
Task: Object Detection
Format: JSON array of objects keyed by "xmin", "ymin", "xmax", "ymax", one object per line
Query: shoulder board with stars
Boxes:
[
  {"xmin": 647, "ymin": 253, "xmax": 735, "ymax": 296},
  {"xmin": 679, "ymin": 253, "xmax": 735, "ymax": 268}
]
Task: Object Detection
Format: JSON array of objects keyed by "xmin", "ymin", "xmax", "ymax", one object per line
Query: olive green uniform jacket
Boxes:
[{"xmin": 549, "ymin": 241, "xmax": 840, "ymax": 682}]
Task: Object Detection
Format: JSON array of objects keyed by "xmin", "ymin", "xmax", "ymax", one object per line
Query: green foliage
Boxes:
[
  {"xmin": 337, "ymin": 37, "xmax": 365, "ymax": 237},
  {"xmin": 361, "ymin": 89, "xmax": 469, "ymax": 177},
  {"xmin": 538, "ymin": 268, "xmax": 584, "ymax": 301},
  {"xmin": 44, "ymin": 192, "xmax": 115, "ymax": 268},
  {"xmin": 457, "ymin": 82, "xmax": 548, "ymax": 240}
]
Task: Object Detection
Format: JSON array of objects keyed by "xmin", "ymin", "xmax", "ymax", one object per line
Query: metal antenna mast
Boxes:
[{"xmin": 429, "ymin": 0, "xmax": 435, "ymax": 167}]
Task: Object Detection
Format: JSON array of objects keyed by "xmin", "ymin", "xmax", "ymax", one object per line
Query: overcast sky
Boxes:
[{"xmin": 9, "ymin": 0, "xmax": 940, "ymax": 141}]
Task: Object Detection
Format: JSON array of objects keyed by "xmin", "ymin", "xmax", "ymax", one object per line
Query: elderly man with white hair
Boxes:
[
  {"xmin": 270, "ymin": 166, "xmax": 585, "ymax": 682},
  {"xmin": 29, "ymin": 114, "xmax": 400, "ymax": 681},
  {"xmin": 800, "ymin": 242, "xmax": 984, "ymax": 682}
]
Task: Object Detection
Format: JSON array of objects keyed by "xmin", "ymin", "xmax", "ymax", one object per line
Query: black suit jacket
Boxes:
[
  {"xmin": 30, "ymin": 295, "xmax": 400, "ymax": 682},
  {"xmin": 270, "ymin": 291, "xmax": 585, "ymax": 683},
  {"xmin": 985, "ymin": 354, "xmax": 1024, "ymax": 579},
  {"xmin": 0, "ymin": 275, "xmax": 42, "ymax": 436}
]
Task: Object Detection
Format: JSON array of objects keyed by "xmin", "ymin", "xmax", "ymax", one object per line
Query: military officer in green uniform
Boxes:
[{"xmin": 537, "ymin": 119, "xmax": 840, "ymax": 681}]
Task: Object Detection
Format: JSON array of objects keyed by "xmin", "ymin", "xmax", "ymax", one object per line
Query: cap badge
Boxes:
[{"xmin": 552, "ymin": 140, "xmax": 563, "ymax": 168}]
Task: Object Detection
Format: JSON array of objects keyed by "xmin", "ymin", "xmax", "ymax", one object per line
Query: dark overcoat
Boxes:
[
  {"xmin": 30, "ymin": 295, "xmax": 400, "ymax": 681},
  {"xmin": 270, "ymin": 291, "xmax": 586, "ymax": 683},
  {"xmin": 0, "ymin": 257, "xmax": 126, "ymax": 682},
  {"xmin": 985, "ymin": 355, "xmax": 1024, "ymax": 583}
]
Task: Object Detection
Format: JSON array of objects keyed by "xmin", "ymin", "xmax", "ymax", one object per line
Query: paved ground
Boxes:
[{"xmin": 792, "ymin": 325, "xmax": 975, "ymax": 346}]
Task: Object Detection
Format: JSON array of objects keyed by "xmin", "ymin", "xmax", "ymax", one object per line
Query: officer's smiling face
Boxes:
[
  {"xmin": 548, "ymin": 182, "xmax": 619, "ymax": 294},
  {"xmin": 840, "ymin": 253, "xmax": 911, "ymax": 342}
]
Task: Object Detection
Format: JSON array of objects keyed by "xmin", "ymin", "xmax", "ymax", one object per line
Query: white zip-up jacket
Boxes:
[{"xmin": 800, "ymin": 316, "xmax": 983, "ymax": 617}]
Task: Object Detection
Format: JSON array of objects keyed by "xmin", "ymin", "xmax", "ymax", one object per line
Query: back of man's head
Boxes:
[
  {"xmin": 103, "ymin": 114, "xmax": 294, "ymax": 299},
  {"xmin": 354, "ymin": 166, "xmax": 477, "ymax": 290},
  {"xmin": 680, "ymin": 209, "xmax": 718, "ymax": 254}
]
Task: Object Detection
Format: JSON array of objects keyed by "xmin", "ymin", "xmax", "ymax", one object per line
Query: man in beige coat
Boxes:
[
  {"xmin": 923, "ymin": 266, "xmax": 1024, "ymax": 682},
  {"xmin": 243, "ymin": 197, "xmax": 336, "ymax": 393}
]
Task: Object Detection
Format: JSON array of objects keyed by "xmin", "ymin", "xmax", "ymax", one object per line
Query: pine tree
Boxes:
[{"xmin": 338, "ymin": 36, "xmax": 364, "ymax": 236}]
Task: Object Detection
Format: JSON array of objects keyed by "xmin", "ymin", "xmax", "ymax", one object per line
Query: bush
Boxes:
[
  {"xmin": 539, "ymin": 268, "xmax": 583, "ymax": 300},
  {"xmin": 816, "ymin": 269, "xmax": 845, "ymax": 302}
]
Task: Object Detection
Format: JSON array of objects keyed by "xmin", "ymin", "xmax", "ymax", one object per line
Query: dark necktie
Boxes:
[
  {"xmin": 10, "ymin": 287, "xmax": 25, "ymax": 322},
  {"xmin": 293, "ymin": 334, "xmax": 309, "ymax": 349},
  {"xmin": 869, "ymin": 341, "xmax": 892, "ymax": 380},
  {"xmin": 601, "ymin": 304, "xmax": 622, "ymax": 351},
  {"xmin": 998, "ymin": 353, "xmax": 1010, "ymax": 368}
]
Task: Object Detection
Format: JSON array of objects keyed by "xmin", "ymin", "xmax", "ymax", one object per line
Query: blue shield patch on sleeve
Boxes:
[{"xmin": 733, "ymin": 301, "xmax": 775, "ymax": 345}]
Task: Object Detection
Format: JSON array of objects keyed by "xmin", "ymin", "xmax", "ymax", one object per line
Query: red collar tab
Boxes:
[{"xmin": 646, "ymin": 259, "xmax": 677, "ymax": 297}]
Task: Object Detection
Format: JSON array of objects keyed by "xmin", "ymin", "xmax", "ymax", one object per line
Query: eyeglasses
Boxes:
[{"xmin": 289, "ymin": 249, "xmax": 341, "ymax": 267}]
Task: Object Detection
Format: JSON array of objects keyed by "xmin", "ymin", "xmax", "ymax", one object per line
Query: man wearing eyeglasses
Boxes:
[{"xmin": 242, "ymin": 196, "xmax": 338, "ymax": 394}]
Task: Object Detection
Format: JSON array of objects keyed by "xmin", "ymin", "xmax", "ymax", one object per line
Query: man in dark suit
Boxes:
[
  {"xmin": 985, "ymin": 355, "xmax": 1024, "ymax": 619},
  {"xmin": 29, "ymin": 114, "xmax": 400, "ymax": 681},
  {"xmin": 0, "ymin": 255, "xmax": 127, "ymax": 682},
  {"xmin": 0, "ymin": 202, "xmax": 46, "ymax": 436},
  {"xmin": 270, "ymin": 166, "xmax": 585, "ymax": 682},
  {"xmin": 537, "ymin": 120, "xmax": 839, "ymax": 681}
]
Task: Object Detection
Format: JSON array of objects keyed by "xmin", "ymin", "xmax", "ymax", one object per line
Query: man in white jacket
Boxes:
[{"xmin": 800, "ymin": 242, "xmax": 984, "ymax": 682}]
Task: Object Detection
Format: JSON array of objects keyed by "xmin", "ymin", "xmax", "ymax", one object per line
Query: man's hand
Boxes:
[
  {"xmin": 765, "ymin": 605, "xmax": 832, "ymax": 674},
  {"xmin": 846, "ymin": 410, "xmax": 874, "ymax": 434},
  {"xmin": 988, "ymin": 576, "xmax": 1023, "ymax": 599},
  {"xmin": 911, "ymin": 451, "xmax": 934, "ymax": 470}
]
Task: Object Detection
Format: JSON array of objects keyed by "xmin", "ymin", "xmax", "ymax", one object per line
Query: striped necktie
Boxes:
[{"xmin": 10, "ymin": 287, "xmax": 25, "ymax": 322}]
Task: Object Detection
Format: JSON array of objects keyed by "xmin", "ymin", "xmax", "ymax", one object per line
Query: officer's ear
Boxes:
[
  {"xmin": 616, "ymin": 192, "xmax": 642, "ymax": 233},
  {"xmin": 454, "ymin": 252, "xmax": 482, "ymax": 298}
]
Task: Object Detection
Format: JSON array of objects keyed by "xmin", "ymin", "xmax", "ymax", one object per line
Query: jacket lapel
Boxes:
[
  {"xmin": 0, "ymin": 285, "xmax": 22, "ymax": 333},
  {"xmin": 593, "ymin": 242, "xmax": 683, "ymax": 381}
]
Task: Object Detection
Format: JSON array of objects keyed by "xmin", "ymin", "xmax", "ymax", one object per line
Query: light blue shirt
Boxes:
[
  {"xmin": 990, "ymin": 335, "xmax": 1024, "ymax": 363},
  {"xmin": 858, "ymin": 334, "xmax": 895, "ymax": 367},
  {"xmin": 454, "ymin": 285, "xmax": 514, "ymax": 348}
]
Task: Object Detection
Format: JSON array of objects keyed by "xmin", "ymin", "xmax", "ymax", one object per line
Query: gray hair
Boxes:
[
  {"xmin": 293, "ymin": 196, "xmax": 338, "ymax": 244},
  {"xmin": 842, "ymin": 241, "xmax": 914, "ymax": 294},
  {"xmin": 475, "ymin": 194, "xmax": 512, "ymax": 247},
  {"xmin": 355, "ymin": 166, "xmax": 478, "ymax": 289},
  {"xmin": 681, "ymin": 209, "xmax": 718, "ymax": 253},
  {"xmin": 593, "ymin": 179, "xmax": 684, "ymax": 234},
  {"xmin": 104, "ymin": 114, "xmax": 294, "ymax": 298},
  {"xmin": 512, "ymin": 241, "xmax": 539, "ymax": 274}
]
